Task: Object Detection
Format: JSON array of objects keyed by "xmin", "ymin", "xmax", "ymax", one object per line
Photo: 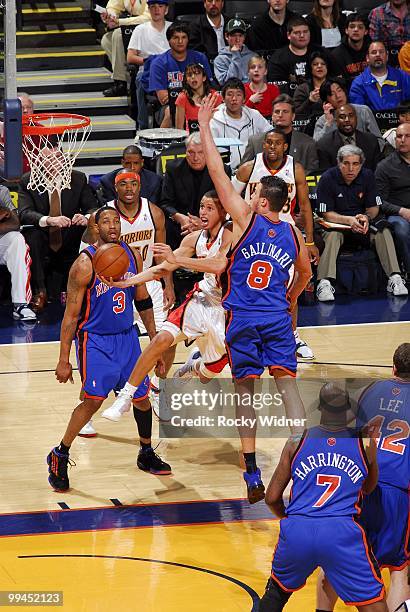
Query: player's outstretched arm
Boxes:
[
  {"xmin": 56, "ymin": 254, "xmax": 92, "ymax": 384},
  {"xmin": 198, "ymin": 94, "xmax": 251, "ymax": 231},
  {"xmin": 287, "ymin": 226, "xmax": 312, "ymax": 312},
  {"xmin": 265, "ymin": 440, "xmax": 295, "ymax": 517}
]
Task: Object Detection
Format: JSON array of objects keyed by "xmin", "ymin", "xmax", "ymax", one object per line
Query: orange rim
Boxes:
[{"xmin": 22, "ymin": 113, "xmax": 91, "ymax": 136}]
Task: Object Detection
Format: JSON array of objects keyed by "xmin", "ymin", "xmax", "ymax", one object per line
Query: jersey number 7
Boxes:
[{"xmin": 313, "ymin": 474, "xmax": 341, "ymax": 508}]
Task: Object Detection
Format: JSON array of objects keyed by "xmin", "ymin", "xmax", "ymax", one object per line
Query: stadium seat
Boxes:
[
  {"xmin": 225, "ymin": 1, "xmax": 267, "ymax": 18},
  {"xmin": 176, "ymin": 13, "xmax": 201, "ymax": 23}
]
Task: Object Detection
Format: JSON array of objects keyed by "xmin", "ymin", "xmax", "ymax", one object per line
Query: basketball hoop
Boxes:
[{"xmin": 22, "ymin": 113, "xmax": 92, "ymax": 194}]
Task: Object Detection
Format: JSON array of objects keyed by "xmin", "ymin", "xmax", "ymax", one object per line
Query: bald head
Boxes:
[
  {"xmin": 396, "ymin": 122, "xmax": 410, "ymax": 157},
  {"xmin": 336, "ymin": 104, "xmax": 357, "ymax": 136}
]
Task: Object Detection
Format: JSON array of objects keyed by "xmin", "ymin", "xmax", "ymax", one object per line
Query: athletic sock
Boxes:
[
  {"xmin": 123, "ymin": 382, "xmax": 137, "ymax": 396},
  {"xmin": 140, "ymin": 441, "xmax": 152, "ymax": 451},
  {"xmin": 133, "ymin": 406, "xmax": 152, "ymax": 441},
  {"xmin": 243, "ymin": 452, "xmax": 257, "ymax": 474},
  {"xmin": 58, "ymin": 441, "xmax": 70, "ymax": 454}
]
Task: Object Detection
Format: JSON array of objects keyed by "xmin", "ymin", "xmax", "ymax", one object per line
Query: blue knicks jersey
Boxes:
[
  {"xmin": 287, "ymin": 427, "xmax": 369, "ymax": 517},
  {"xmin": 77, "ymin": 242, "xmax": 137, "ymax": 335},
  {"xmin": 357, "ymin": 379, "xmax": 410, "ymax": 491},
  {"xmin": 221, "ymin": 213, "xmax": 299, "ymax": 313}
]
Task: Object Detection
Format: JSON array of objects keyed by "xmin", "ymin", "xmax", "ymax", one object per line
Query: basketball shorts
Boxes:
[
  {"xmin": 360, "ymin": 484, "xmax": 410, "ymax": 571},
  {"xmin": 225, "ymin": 311, "xmax": 296, "ymax": 380},
  {"xmin": 76, "ymin": 326, "xmax": 150, "ymax": 401},
  {"xmin": 134, "ymin": 279, "xmax": 166, "ymax": 334},
  {"xmin": 161, "ymin": 288, "xmax": 228, "ymax": 376},
  {"xmin": 271, "ymin": 516, "xmax": 385, "ymax": 606}
]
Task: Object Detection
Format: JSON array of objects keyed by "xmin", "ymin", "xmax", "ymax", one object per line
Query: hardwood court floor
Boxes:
[{"xmin": 0, "ymin": 321, "xmax": 406, "ymax": 611}]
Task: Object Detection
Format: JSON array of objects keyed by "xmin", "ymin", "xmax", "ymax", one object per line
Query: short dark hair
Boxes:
[
  {"xmin": 308, "ymin": 50, "xmax": 329, "ymax": 76},
  {"xmin": 122, "ymin": 145, "xmax": 142, "ymax": 158},
  {"xmin": 397, "ymin": 99, "xmax": 410, "ymax": 115},
  {"xmin": 393, "ymin": 343, "xmax": 410, "ymax": 378},
  {"xmin": 319, "ymin": 77, "xmax": 348, "ymax": 103},
  {"xmin": 202, "ymin": 189, "xmax": 220, "ymax": 201},
  {"xmin": 287, "ymin": 15, "xmax": 309, "ymax": 33},
  {"xmin": 95, "ymin": 206, "xmax": 119, "ymax": 224},
  {"xmin": 221, "ymin": 77, "xmax": 246, "ymax": 98},
  {"xmin": 345, "ymin": 12, "xmax": 368, "ymax": 28},
  {"xmin": 272, "ymin": 93, "xmax": 295, "ymax": 113},
  {"xmin": 263, "ymin": 129, "xmax": 287, "ymax": 142},
  {"xmin": 259, "ymin": 176, "xmax": 288, "ymax": 212},
  {"xmin": 166, "ymin": 21, "xmax": 190, "ymax": 41}
]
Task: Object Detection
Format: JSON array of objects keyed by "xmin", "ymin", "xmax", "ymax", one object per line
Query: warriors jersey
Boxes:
[
  {"xmin": 244, "ymin": 153, "xmax": 297, "ymax": 224},
  {"xmin": 195, "ymin": 224, "xmax": 226, "ymax": 305},
  {"xmin": 356, "ymin": 378, "xmax": 410, "ymax": 491},
  {"xmin": 77, "ymin": 242, "xmax": 137, "ymax": 335},
  {"xmin": 287, "ymin": 426, "xmax": 369, "ymax": 518},
  {"xmin": 108, "ymin": 199, "xmax": 155, "ymax": 269},
  {"xmin": 221, "ymin": 213, "xmax": 298, "ymax": 314}
]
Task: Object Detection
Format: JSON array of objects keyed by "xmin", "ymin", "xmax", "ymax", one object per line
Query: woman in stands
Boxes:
[
  {"xmin": 293, "ymin": 51, "xmax": 329, "ymax": 118},
  {"xmin": 306, "ymin": 0, "xmax": 346, "ymax": 49},
  {"xmin": 175, "ymin": 63, "xmax": 222, "ymax": 133}
]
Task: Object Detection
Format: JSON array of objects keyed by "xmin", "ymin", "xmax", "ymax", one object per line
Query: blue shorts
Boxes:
[
  {"xmin": 225, "ymin": 311, "xmax": 296, "ymax": 380},
  {"xmin": 75, "ymin": 327, "xmax": 149, "ymax": 402},
  {"xmin": 360, "ymin": 484, "xmax": 410, "ymax": 571},
  {"xmin": 271, "ymin": 516, "xmax": 385, "ymax": 606}
]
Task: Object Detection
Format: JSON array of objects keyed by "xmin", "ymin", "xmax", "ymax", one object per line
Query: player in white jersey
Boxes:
[
  {"xmin": 233, "ymin": 129, "xmax": 319, "ymax": 360},
  {"xmin": 100, "ymin": 191, "xmax": 232, "ymax": 422}
]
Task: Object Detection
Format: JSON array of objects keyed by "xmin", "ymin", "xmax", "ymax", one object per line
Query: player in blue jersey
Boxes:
[
  {"xmin": 259, "ymin": 383, "xmax": 387, "ymax": 612},
  {"xmin": 47, "ymin": 206, "xmax": 171, "ymax": 492},
  {"xmin": 317, "ymin": 344, "xmax": 410, "ymax": 612},
  {"xmin": 197, "ymin": 94, "xmax": 312, "ymax": 503}
]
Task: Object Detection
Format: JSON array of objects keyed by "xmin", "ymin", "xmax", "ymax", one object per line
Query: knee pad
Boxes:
[{"xmin": 259, "ymin": 578, "xmax": 291, "ymax": 612}]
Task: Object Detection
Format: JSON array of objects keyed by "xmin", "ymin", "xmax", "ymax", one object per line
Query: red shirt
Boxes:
[
  {"xmin": 176, "ymin": 90, "xmax": 223, "ymax": 131},
  {"xmin": 244, "ymin": 83, "xmax": 280, "ymax": 119}
]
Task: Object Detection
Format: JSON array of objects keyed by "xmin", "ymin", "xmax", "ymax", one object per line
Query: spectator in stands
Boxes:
[
  {"xmin": 244, "ymin": 56, "xmax": 280, "ymax": 120},
  {"xmin": 399, "ymin": 41, "xmax": 410, "ymax": 73},
  {"xmin": 242, "ymin": 94, "xmax": 320, "ymax": 173},
  {"xmin": 189, "ymin": 0, "xmax": 226, "ymax": 63},
  {"xmin": 383, "ymin": 99, "xmax": 410, "ymax": 148},
  {"xmin": 160, "ymin": 131, "xmax": 231, "ymax": 250},
  {"xmin": 246, "ymin": 0, "xmax": 296, "ymax": 54},
  {"xmin": 97, "ymin": 145, "xmax": 162, "ymax": 203},
  {"xmin": 127, "ymin": 0, "xmax": 171, "ymax": 130},
  {"xmin": 0, "ymin": 185, "xmax": 36, "ymax": 321},
  {"xmin": 213, "ymin": 18, "xmax": 254, "ymax": 87},
  {"xmin": 149, "ymin": 22, "xmax": 213, "ymax": 127},
  {"xmin": 18, "ymin": 151, "xmax": 97, "ymax": 311},
  {"xmin": 349, "ymin": 41, "xmax": 410, "ymax": 111},
  {"xmin": 331, "ymin": 13, "xmax": 370, "ymax": 85},
  {"xmin": 306, "ymin": 0, "xmax": 346, "ymax": 49},
  {"xmin": 267, "ymin": 17, "xmax": 315, "ymax": 89},
  {"xmin": 101, "ymin": 0, "xmax": 150, "ymax": 97},
  {"xmin": 368, "ymin": 0, "xmax": 409, "ymax": 62},
  {"xmin": 209, "ymin": 77, "xmax": 271, "ymax": 169},
  {"xmin": 317, "ymin": 104, "xmax": 381, "ymax": 171},
  {"xmin": 315, "ymin": 144, "xmax": 407, "ymax": 301},
  {"xmin": 376, "ymin": 123, "xmax": 410, "ymax": 274},
  {"xmin": 293, "ymin": 51, "xmax": 329, "ymax": 117},
  {"xmin": 314, "ymin": 77, "xmax": 384, "ymax": 147},
  {"xmin": 175, "ymin": 63, "xmax": 222, "ymax": 132}
]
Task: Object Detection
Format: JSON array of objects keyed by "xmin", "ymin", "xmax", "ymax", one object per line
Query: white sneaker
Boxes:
[
  {"xmin": 294, "ymin": 330, "xmax": 314, "ymax": 360},
  {"xmin": 101, "ymin": 389, "xmax": 133, "ymax": 422},
  {"xmin": 387, "ymin": 274, "xmax": 408, "ymax": 296},
  {"xmin": 316, "ymin": 279, "xmax": 335, "ymax": 302},
  {"xmin": 78, "ymin": 420, "xmax": 97, "ymax": 437},
  {"xmin": 173, "ymin": 350, "xmax": 201, "ymax": 383},
  {"xmin": 12, "ymin": 304, "xmax": 37, "ymax": 320}
]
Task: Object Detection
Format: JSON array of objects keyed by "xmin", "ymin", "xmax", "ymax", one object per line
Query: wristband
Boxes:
[
  {"xmin": 134, "ymin": 296, "xmax": 153, "ymax": 312},
  {"xmin": 305, "ymin": 241, "xmax": 315, "ymax": 246}
]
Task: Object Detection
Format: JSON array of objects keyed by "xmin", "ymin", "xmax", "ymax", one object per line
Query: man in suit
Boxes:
[
  {"xmin": 19, "ymin": 149, "xmax": 97, "ymax": 311},
  {"xmin": 241, "ymin": 94, "xmax": 319, "ymax": 174},
  {"xmin": 317, "ymin": 105, "xmax": 382, "ymax": 171},
  {"xmin": 97, "ymin": 145, "xmax": 162, "ymax": 204},
  {"xmin": 189, "ymin": 0, "xmax": 225, "ymax": 66}
]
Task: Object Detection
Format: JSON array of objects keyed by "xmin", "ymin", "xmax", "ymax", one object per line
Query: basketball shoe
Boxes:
[
  {"xmin": 294, "ymin": 330, "xmax": 314, "ymax": 360},
  {"xmin": 47, "ymin": 447, "xmax": 74, "ymax": 492},
  {"xmin": 137, "ymin": 447, "xmax": 172, "ymax": 475},
  {"xmin": 243, "ymin": 468, "xmax": 265, "ymax": 504},
  {"xmin": 78, "ymin": 420, "xmax": 97, "ymax": 437},
  {"xmin": 173, "ymin": 350, "xmax": 201, "ymax": 383},
  {"xmin": 101, "ymin": 390, "xmax": 133, "ymax": 421}
]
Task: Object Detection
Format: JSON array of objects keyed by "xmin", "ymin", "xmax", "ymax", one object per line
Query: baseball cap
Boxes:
[
  {"xmin": 147, "ymin": 0, "xmax": 169, "ymax": 5},
  {"xmin": 226, "ymin": 18, "xmax": 247, "ymax": 34}
]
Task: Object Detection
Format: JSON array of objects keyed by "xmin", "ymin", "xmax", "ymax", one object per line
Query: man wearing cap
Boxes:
[{"xmin": 213, "ymin": 18, "xmax": 253, "ymax": 86}]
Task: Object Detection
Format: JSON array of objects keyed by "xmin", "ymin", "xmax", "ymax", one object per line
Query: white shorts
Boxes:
[
  {"xmin": 134, "ymin": 279, "xmax": 166, "ymax": 333},
  {"xmin": 161, "ymin": 289, "xmax": 227, "ymax": 373}
]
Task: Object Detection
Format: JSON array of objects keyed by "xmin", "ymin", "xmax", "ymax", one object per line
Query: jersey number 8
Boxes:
[{"xmin": 247, "ymin": 260, "xmax": 273, "ymax": 290}]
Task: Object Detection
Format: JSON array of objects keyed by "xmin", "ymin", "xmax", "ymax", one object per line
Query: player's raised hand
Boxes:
[
  {"xmin": 55, "ymin": 360, "xmax": 74, "ymax": 384},
  {"xmin": 198, "ymin": 93, "xmax": 219, "ymax": 125},
  {"xmin": 151, "ymin": 243, "xmax": 177, "ymax": 265}
]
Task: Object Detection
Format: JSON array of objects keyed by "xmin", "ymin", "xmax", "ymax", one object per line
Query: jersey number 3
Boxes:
[
  {"xmin": 247, "ymin": 260, "xmax": 273, "ymax": 290},
  {"xmin": 113, "ymin": 291, "xmax": 126, "ymax": 314},
  {"xmin": 313, "ymin": 474, "xmax": 341, "ymax": 508}
]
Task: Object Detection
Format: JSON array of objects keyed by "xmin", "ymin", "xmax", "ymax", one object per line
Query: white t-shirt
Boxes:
[
  {"xmin": 374, "ymin": 73, "xmax": 388, "ymax": 87},
  {"xmin": 321, "ymin": 27, "xmax": 341, "ymax": 48},
  {"xmin": 128, "ymin": 20, "xmax": 171, "ymax": 73}
]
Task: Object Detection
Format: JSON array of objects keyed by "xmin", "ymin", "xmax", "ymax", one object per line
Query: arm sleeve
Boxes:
[
  {"xmin": 316, "ymin": 174, "xmax": 336, "ymax": 213},
  {"xmin": 118, "ymin": 7, "xmax": 150, "ymax": 26},
  {"xmin": 18, "ymin": 187, "xmax": 43, "ymax": 226},
  {"xmin": 375, "ymin": 164, "xmax": 402, "ymax": 216},
  {"xmin": 368, "ymin": 9, "xmax": 381, "ymax": 41},
  {"xmin": 313, "ymin": 114, "xmax": 333, "ymax": 141},
  {"xmin": 214, "ymin": 54, "xmax": 241, "ymax": 86},
  {"xmin": 293, "ymin": 83, "xmax": 311, "ymax": 115}
]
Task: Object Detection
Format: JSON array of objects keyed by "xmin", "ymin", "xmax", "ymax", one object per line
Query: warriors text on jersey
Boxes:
[
  {"xmin": 221, "ymin": 214, "xmax": 298, "ymax": 314},
  {"xmin": 108, "ymin": 199, "xmax": 155, "ymax": 269},
  {"xmin": 244, "ymin": 153, "xmax": 297, "ymax": 223},
  {"xmin": 287, "ymin": 426, "xmax": 369, "ymax": 517},
  {"xmin": 195, "ymin": 223, "xmax": 226, "ymax": 305},
  {"xmin": 77, "ymin": 241, "xmax": 137, "ymax": 335}
]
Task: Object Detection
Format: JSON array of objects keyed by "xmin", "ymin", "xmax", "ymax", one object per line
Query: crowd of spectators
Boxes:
[{"xmin": 0, "ymin": 0, "xmax": 410, "ymax": 321}]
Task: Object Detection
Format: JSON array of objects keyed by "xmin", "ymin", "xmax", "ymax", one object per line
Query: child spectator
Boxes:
[
  {"xmin": 244, "ymin": 56, "xmax": 280, "ymax": 119},
  {"xmin": 175, "ymin": 63, "xmax": 223, "ymax": 132}
]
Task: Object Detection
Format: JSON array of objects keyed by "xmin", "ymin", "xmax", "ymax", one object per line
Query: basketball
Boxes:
[{"xmin": 92, "ymin": 243, "xmax": 130, "ymax": 281}]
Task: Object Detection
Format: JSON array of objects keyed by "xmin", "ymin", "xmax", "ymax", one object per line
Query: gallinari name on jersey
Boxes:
[
  {"xmin": 293, "ymin": 452, "xmax": 365, "ymax": 484},
  {"xmin": 240, "ymin": 240, "xmax": 294, "ymax": 269}
]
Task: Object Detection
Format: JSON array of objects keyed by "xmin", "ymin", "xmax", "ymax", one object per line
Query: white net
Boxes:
[{"xmin": 22, "ymin": 114, "xmax": 92, "ymax": 194}]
